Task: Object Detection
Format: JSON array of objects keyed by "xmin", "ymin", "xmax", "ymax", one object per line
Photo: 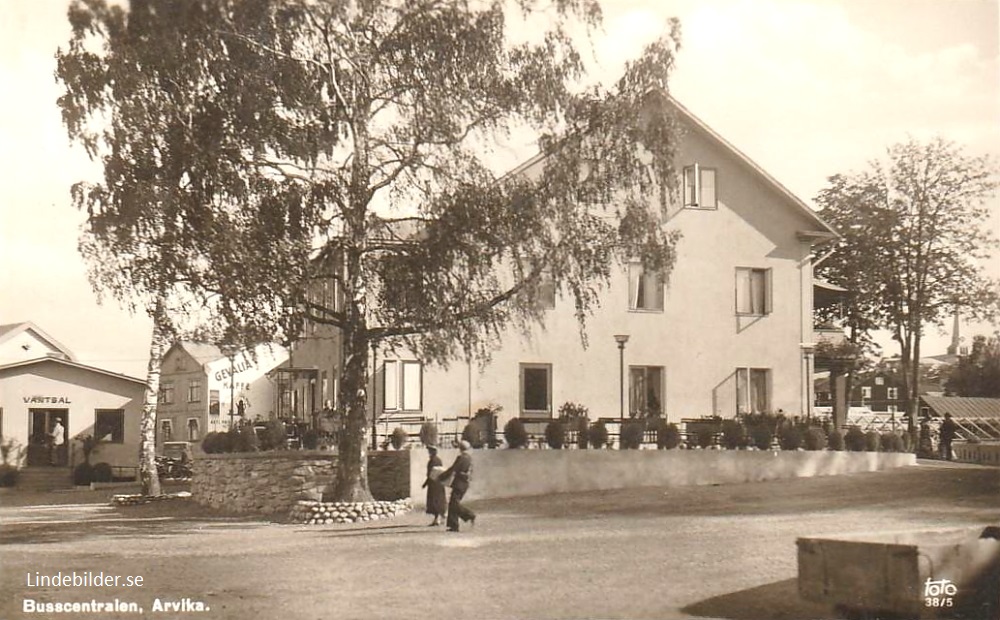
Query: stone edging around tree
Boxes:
[
  {"xmin": 289, "ymin": 498, "xmax": 412, "ymax": 525},
  {"xmin": 111, "ymin": 491, "xmax": 192, "ymax": 506}
]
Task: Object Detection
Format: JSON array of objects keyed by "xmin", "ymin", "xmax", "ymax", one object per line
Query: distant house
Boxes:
[
  {"xmin": 0, "ymin": 321, "xmax": 145, "ymax": 470},
  {"xmin": 815, "ymin": 370, "xmax": 906, "ymax": 414},
  {"xmin": 157, "ymin": 342, "xmax": 288, "ymax": 448},
  {"xmin": 285, "ymin": 95, "xmax": 839, "ymax": 445}
]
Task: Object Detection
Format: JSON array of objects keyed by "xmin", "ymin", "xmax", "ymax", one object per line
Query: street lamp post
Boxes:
[
  {"xmin": 228, "ymin": 354, "xmax": 235, "ymax": 429},
  {"xmin": 614, "ymin": 335, "xmax": 630, "ymax": 422}
]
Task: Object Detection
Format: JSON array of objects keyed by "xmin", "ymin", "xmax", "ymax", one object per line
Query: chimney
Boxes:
[{"xmin": 946, "ymin": 309, "xmax": 961, "ymax": 356}]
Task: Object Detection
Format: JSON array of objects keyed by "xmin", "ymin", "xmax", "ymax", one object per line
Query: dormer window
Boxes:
[{"xmin": 683, "ymin": 164, "xmax": 717, "ymax": 209}]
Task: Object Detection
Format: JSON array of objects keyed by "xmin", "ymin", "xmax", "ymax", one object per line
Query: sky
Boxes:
[{"xmin": 1, "ymin": 0, "xmax": 998, "ymax": 379}]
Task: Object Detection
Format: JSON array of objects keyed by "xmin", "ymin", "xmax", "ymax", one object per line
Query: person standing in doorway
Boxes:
[
  {"xmin": 939, "ymin": 412, "xmax": 958, "ymax": 461},
  {"xmin": 440, "ymin": 440, "xmax": 476, "ymax": 532},
  {"xmin": 422, "ymin": 445, "xmax": 447, "ymax": 526},
  {"xmin": 49, "ymin": 417, "xmax": 65, "ymax": 466}
]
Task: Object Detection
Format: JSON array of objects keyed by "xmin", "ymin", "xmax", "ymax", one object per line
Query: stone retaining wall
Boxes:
[
  {"xmin": 409, "ymin": 448, "xmax": 917, "ymax": 506},
  {"xmin": 191, "ymin": 450, "xmax": 410, "ymax": 515}
]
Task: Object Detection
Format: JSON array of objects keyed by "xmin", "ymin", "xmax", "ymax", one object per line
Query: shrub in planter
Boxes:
[
  {"xmin": 880, "ymin": 432, "xmax": 904, "ymax": 453},
  {"xmin": 461, "ymin": 419, "xmax": 487, "ymax": 449},
  {"xmin": 73, "ymin": 462, "xmax": 94, "ymax": 486},
  {"xmin": 503, "ymin": 418, "xmax": 529, "ymax": 449},
  {"xmin": 657, "ymin": 422, "xmax": 682, "ymax": 449},
  {"xmin": 390, "ymin": 427, "xmax": 408, "ymax": 450},
  {"xmin": 228, "ymin": 425, "xmax": 259, "ymax": 453},
  {"xmin": 419, "ymin": 421, "xmax": 439, "ymax": 448},
  {"xmin": 779, "ymin": 426, "xmax": 804, "ymax": 451},
  {"xmin": 91, "ymin": 462, "xmax": 113, "ymax": 483},
  {"xmin": 0, "ymin": 464, "xmax": 19, "ymax": 487},
  {"xmin": 202, "ymin": 431, "xmax": 232, "ymax": 454},
  {"xmin": 620, "ymin": 420, "xmax": 645, "ymax": 449},
  {"xmin": 901, "ymin": 430, "xmax": 915, "ymax": 453},
  {"xmin": 258, "ymin": 419, "xmax": 288, "ymax": 451},
  {"xmin": 844, "ymin": 427, "xmax": 866, "ymax": 452},
  {"xmin": 574, "ymin": 416, "xmax": 589, "ymax": 449},
  {"xmin": 864, "ymin": 431, "xmax": 881, "ymax": 452},
  {"xmin": 544, "ymin": 420, "xmax": 566, "ymax": 449},
  {"xmin": 827, "ymin": 429, "xmax": 845, "ymax": 451},
  {"xmin": 749, "ymin": 425, "xmax": 773, "ymax": 451},
  {"xmin": 301, "ymin": 429, "xmax": 320, "ymax": 450},
  {"xmin": 721, "ymin": 419, "xmax": 747, "ymax": 450},
  {"xmin": 803, "ymin": 427, "xmax": 827, "ymax": 451},
  {"xmin": 589, "ymin": 421, "xmax": 609, "ymax": 449}
]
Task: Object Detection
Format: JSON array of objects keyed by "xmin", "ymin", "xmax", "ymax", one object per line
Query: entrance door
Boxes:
[{"xmin": 27, "ymin": 409, "xmax": 69, "ymax": 466}]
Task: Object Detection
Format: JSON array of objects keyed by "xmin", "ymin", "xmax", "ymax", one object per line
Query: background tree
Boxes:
[
  {"xmin": 945, "ymin": 334, "xmax": 1000, "ymax": 397},
  {"xmin": 816, "ymin": 138, "xmax": 998, "ymax": 429},
  {"xmin": 58, "ymin": 0, "xmax": 685, "ymax": 502}
]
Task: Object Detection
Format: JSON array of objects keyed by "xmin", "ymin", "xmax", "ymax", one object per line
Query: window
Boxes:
[
  {"xmin": 209, "ymin": 390, "xmax": 220, "ymax": 416},
  {"xmin": 159, "ymin": 419, "xmax": 173, "ymax": 442},
  {"xmin": 861, "ymin": 386, "xmax": 872, "ymax": 400},
  {"xmin": 887, "ymin": 404, "xmax": 898, "ymax": 414},
  {"xmin": 159, "ymin": 381, "xmax": 175, "ymax": 405},
  {"xmin": 94, "ymin": 409, "xmax": 125, "ymax": 443},
  {"xmin": 887, "ymin": 387, "xmax": 898, "ymax": 400},
  {"xmin": 735, "ymin": 268, "xmax": 770, "ymax": 315},
  {"xmin": 875, "ymin": 377, "xmax": 885, "ymax": 386},
  {"xmin": 382, "ymin": 360, "xmax": 423, "ymax": 412},
  {"xmin": 187, "ymin": 379, "xmax": 202, "ymax": 403},
  {"xmin": 736, "ymin": 368, "xmax": 770, "ymax": 415},
  {"xmin": 629, "ymin": 366, "xmax": 664, "ymax": 417},
  {"xmin": 520, "ymin": 363, "xmax": 552, "ymax": 415},
  {"xmin": 683, "ymin": 164, "xmax": 718, "ymax": 209},
  {"xmin": 628, "ymin": 262, "xmax": 664, "ymax": 311},
  {"xmin": 187, "ymin": 418, "xmax": 200, "ymax": 441}
]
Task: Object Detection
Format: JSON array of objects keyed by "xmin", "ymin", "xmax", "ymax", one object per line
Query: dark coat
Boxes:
[
  {"xmin": 940, "ymin": 418, "xmax": 958, "ymax": 442},
  {"xmin": 423, "ymin": 454, "xmax": 447, "ymax": 516},
  {"xmin": 441, "ymin": 452, "xmax": 473, "ymax": 493}
]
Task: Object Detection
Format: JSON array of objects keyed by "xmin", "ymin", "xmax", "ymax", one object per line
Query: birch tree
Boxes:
[{"xmin": 58, "ymin": 0, "xmax": 685, "ymax": 501}]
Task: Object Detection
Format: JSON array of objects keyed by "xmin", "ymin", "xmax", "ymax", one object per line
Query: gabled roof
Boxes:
[
  {"xmin": 920, "ymin": 395, "xmax": 1000, "ymax": 420},
  {"xmin": 0, "ymin": 321, "xmax": 77, "ymax": 361},
  {"xmin": 0, "ymin": 356, "xmax": 146, "ymax": 385},
  {"xmin": 173, "ymin": 341, "xmax": 226, "ymax": 366},
  {"xmin": 504, "ymin": 93, "xmax": 839, "ymax": 241}
]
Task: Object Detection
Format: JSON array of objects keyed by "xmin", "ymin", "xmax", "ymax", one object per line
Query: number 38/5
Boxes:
[{"xmin": 925, "ymin": 597, "xmax": 954, "ymax": 607}]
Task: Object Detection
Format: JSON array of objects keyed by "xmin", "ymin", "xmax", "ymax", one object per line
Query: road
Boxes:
[{"xmin": 1, "ymin": 460, "xmax": 997, "ymax": 620}]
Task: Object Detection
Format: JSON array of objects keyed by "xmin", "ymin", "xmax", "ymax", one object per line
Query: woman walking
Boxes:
[{"xmin": 422, "ymin": 445, "xmax": 447, "ymax": 526}]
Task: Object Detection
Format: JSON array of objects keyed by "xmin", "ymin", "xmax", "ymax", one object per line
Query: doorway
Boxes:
[{"xmin": 27, "ymin": 409, "xmax": 69, "ymax": 467}]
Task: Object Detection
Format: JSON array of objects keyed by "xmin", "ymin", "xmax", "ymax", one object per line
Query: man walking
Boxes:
[
  {"xmin": 440, "ymin": 440, "xmax": 476, "ymax": 532},
  {"xmin": 939, "ymin": 412, "xmax": 957, "ymax": 461}
]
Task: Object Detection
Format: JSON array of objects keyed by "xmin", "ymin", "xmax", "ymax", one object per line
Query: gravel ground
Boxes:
[{"xmin": 0, "ymin": 460, "xmax": 996, "ymax": 620}]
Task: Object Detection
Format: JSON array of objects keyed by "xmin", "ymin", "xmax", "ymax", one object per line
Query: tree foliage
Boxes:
[
  {"xmin": 815, "ymin": 138, "xmax": 999, "ymax": 427},
  {"xmin": 57, "ymin": 0, "xmax": 685, "ymax": 501},
  {"xmin": 945, "ymin": 334, "xmax": 1000, "ymax": 397}
]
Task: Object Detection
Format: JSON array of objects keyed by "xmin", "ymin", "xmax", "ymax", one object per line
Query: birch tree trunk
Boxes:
[{"xmin": 138, "ymin": 296, "xmax": 167, "ymax": 497}]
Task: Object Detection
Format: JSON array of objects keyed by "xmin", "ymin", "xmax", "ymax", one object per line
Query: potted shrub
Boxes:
[
  {"xmin": 589, "ymin": 420, "xmax": 609, "ymax": 449},
  {"xmin": 749, "ymin": 425, "xmax": 773, "ymax": 451},
  {"xmin": 827, "ymin": 429, "xmax": 845, "ymax": 451},
  {"xmin": 804, "ymin": 427, "xmax": 827, "ymax": 451},
  {"xmin": 92, "ymin": 462, "xmax": 113, "ymax": 483},
  {"xmin": 844, "ymin": 427, "xmax": 866, "ymax": 452},
  {"xmin": 779, "ymin": 426, "xmax": 803, "ymax": 451},
  {"xmin": 657, "ymin": 422, "xmax": 682, "ymax": 449},
  {"xmin": 544, "ymin": 420, "xmax": 566, "ymax": 449},
  {"xmin": 864, "ymin": 431, "xmax": 881, "ymax": 452},
  {"xmin": 504, "ymin": 418, "xmax": 529, "ymax": 449},
  {"xmin": 721, "ymin": 419, "xmax": 747, "ymax": 450},
  {"xmin": 462, "ymin": 419, "xmax": 487, "ymax": 449},
  {"xmin": 574, "ymin": 416, "xmax": 589, "ymax": 449},
  {"xmin": 620, "ymin": 420, "xmax": 645, "ymax": 449},
  {"xmin": 390, "ymin": 427, "xmax": 408, "ymax": 450},
  {"xmin": 419, "ymin": 421, "xmax": 438, "ymax": 448}
]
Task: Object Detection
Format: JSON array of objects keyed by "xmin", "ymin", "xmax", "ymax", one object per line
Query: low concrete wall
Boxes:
[
  {"xmin": 409, "ymin": 449, "xmax": 917, "ymax": 506},
  {"xmin": 953, "ymin": 442, "xmax": 1000, "ymax": 466}
]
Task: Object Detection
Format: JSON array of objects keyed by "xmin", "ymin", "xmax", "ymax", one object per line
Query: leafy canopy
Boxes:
[{"xmin": 58, "ymin": 0, "xmax": 686, "ymax": 360}]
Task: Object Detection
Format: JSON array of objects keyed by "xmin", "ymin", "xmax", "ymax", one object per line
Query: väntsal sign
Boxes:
[{"xmin": 23, "ymin": 396, "xmax": 72, "ymax": 404}]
